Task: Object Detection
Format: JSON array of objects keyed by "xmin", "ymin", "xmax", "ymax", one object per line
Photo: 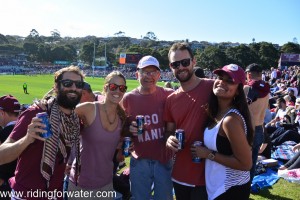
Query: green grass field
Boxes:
[{"xmin": 1, "ymin": 75, "xmax": 299, "ymax": 200}]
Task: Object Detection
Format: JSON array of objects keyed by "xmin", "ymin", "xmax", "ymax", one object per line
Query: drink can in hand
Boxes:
[
  {"xmin": 175, "ymin": 129, "xmax": 185, "ymax": 150},
  {"xmin": 123, "ymin": 137, "xmax": 132, "ymax": 157},
  {"xmin": 136, "ymin": 115, "xmax": 144, "ymax": 135},
  {"xmin": 36, "ymin": 112, "xmax": 52, "ymax": 139},
  {"xmin": 192, "ymin": 141, "xmax": 202, "ymax": 163}
]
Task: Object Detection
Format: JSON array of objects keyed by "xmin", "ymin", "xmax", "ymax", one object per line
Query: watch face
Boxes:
[{"xmin": 208, "ymin": 152, "xmax": 215, "ymax": 160}]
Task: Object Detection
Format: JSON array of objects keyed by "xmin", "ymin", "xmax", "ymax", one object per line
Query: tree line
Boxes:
[{"xmin": 0, "ymin": 29, "xmax": 299, "ymax": 71}]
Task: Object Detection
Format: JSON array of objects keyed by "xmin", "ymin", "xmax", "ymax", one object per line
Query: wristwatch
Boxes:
[{"xmin": 208, "ymin": 151, "xmax": 217, "ymax": 160}]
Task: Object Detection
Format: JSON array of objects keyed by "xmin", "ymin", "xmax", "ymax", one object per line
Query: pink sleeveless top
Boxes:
[{"xmin": 70, "ymin": 103, "xmax": 121, "ymax": 189}]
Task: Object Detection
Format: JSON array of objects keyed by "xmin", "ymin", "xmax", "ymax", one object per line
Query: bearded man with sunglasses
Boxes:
[
  {"xmin": 164, "ymin": 42, "xmax": 214, "ymax": 200},
  {"xmin": 0, "ymin": 66, "xmax": 84, "ymax": 200},
  {"xmin": 121, "ymin": 55, "xmax": 174, "ymax": 200}
]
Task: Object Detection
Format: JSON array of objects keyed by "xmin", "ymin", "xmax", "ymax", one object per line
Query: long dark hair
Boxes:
[{"xmin": 206, "ymin": 84, "xmax": 254, "ymax": 146}]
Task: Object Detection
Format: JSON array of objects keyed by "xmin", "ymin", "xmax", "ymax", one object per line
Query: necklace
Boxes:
[{"xmin": 103, "ymin": 104, "xmax": 117, "ymax": 125}]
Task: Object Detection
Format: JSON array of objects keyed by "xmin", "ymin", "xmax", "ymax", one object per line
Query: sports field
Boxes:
[{"xmin": 1, "ymin": 74, "xmax": 299, "ymax": 199}]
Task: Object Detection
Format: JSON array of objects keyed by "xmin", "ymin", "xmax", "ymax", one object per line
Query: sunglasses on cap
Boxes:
[
  {"xmin": 108, "ymin": 83, "xmax": 127, "ymax": 93},
  {"xmin": 170, "ymin": 58, "xmax": 191, "ymax": 69},
  {"xmin": 216, "ymin": 76, "xmax": 235, "ymax": 85},
  {"xmin": 60, "ymin": 79, "xmax": 84, "ymax": 89}
]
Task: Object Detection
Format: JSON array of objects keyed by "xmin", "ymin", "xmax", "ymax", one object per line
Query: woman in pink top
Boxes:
[{"xmin": 68, "ymin": 71, "xmax": 128, "ymax": 200}]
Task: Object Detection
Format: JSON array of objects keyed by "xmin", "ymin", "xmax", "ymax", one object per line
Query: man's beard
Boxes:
[
  {"xmin": 56, "ymin": 89, "xmax": 82, "ymax": 109},
  {"xmin": 175, "ymin": 69, "xmax": 194, "ymax": 83}
]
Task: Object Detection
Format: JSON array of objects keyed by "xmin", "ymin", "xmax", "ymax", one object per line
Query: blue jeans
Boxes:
[
  {"xmin": 250, "ymin": 125, "xmax": 264, "ymax": 182},
  {"xmin": 130, "ymin": 157, "xmax": 173, "ymax": 200}
]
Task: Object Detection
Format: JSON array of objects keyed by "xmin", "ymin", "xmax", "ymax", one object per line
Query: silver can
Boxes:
[{"xmin": 192, "ymin": 141, "xmax": 202, "ymax": 163}]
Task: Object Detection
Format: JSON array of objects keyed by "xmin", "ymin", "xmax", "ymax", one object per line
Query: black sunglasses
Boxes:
[
  {"xmin": 60, "ymin": 79, "xmax": 84, "ymax": 89},
  {"xmin": 216, "ymin": 76, "xmax": 235, "ymax": 85},
  {"xmin": 108, "ymin": 83, "xmax": 127, "ymax": 93},
  {"xmin": 170, "ymin": 58, "xmax": 191, "ymax": 69}
]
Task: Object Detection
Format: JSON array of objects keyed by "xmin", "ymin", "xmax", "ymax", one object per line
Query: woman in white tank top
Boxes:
[{"xmin": 191, "ymin": 64, "xmax": 254, "ymax": 200}]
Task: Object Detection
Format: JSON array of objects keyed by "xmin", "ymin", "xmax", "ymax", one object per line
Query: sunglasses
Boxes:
[
  {"xmin": 216, "ymin": 76, "xmax": 235, "ymax": 84},
  {"xmin": 108, "ymin": 83, "xmax": 127, "ymax": 93},
  {"xmin": 60, "ymin": 79, "xmax": 84, "ymax": 89},
  {"xmin": 170, "ymin": 58, "xmax": 191, "ymax": 69}
]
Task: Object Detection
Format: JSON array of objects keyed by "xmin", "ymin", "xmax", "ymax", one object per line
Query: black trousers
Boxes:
[{"xmin": 173, "ymin": 181, "xmax": 208, "ymax": 200}]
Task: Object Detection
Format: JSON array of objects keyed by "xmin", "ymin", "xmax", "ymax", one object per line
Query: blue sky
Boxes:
[{"xmin": 1, "ymin": 0, "xmax": 299, "ymax": 45}]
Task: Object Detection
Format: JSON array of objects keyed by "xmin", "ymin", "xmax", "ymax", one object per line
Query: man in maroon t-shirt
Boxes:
[
  {"xmin": 165, "ymin": 42, "xmax": 213, "ymax": 200},
  {"xmin": 0, "ymin": 66, "xmax": 84, "ymax": 200},
  {"xmin": 121, "ymin": 55, "xmax": 174, "ymax": 200}
]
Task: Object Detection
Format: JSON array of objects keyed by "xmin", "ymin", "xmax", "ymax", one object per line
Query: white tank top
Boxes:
[{"xmin": 204, "ymin": 109, "xmax": 250, "ymax": 200}]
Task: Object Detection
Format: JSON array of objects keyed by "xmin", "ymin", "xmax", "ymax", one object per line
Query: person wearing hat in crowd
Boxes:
[
  {"xmin": 0, "ymin": 66, "xmax": 84, "ymax": 200},
  {"xmin": 80, "ymin": 81, "xmax": 104, "ymax": 103},
  {"xmin": 165, "ymin": 42, "xmax": 214, "ymax": 200},
  {"xmin": 191, "ymin": 64, "xmax": 254, "ymax": 199},
  {"xmin": 121, "ymin": 55, "xmax": 174, "ymax": 200},
  {"xmin": 243, "ymin": 63, "xmax": 270, "ymax": 183},
  {"xmin": 0, "ymin": 95, "xmax": 21, "ymax": 199}
]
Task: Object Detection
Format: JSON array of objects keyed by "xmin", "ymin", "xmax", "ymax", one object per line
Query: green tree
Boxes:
[
  {"xmin": 258, "ymin": 42, "xmax": 279, "ymax": 68},
  {"xmin": 50, "ymin": 29, "xmax": 61, "ymax": 42},
  {"xmin": 280, "ymin": 42, "xmax": 300, "ymax": 54},
  {"xmin": 50, "ymin": 45, "xmax": 76, "ymax": 62},
  {"xmin": 198, "ymin": 46, "xmax": 227, "ymax": 70},
  {"xmin": 36, "ymin": 43, "xmax": 51, "ymax": 62},
  {"xmin": 225, "ymin": 44, "xmax": 257, "ymax": 68},
  {"xmin": 23, "ymin": 42, "xmax": 38, "ymax": 61},
  {"xmin": 79, "ymin": 42, "xmax": 94, "ymax": 65},
  {"xmin": 143, "ymin": 31, "xmax": 158, "ymax": 40},
  {"xmin": 0, "ymin": 34, "xmax": 9, "ymax": 44}
]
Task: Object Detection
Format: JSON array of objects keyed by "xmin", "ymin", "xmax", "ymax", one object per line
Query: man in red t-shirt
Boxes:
[
  {"xmin": 121, "ymin": 55, "xmax": 174, "ymax": 200},
  {"xmin": 165, "ymin": 42, "xmax": 213, "ymax": 200},
  {"xmin": 0, "ymin": 66, "xmax": 84, "ymax": 200}
]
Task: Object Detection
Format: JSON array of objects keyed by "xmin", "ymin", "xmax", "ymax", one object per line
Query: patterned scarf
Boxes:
[{"xmin": 40, "ymin": 97, "xmax": 81, "ymax": 188}]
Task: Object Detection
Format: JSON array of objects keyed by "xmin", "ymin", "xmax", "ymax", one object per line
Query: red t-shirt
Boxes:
[
  {"xmin": 164, "ymin": 79, "xmax": 214, "ymax": 186},
  {"xmin": 121, "ymin": 86, "xmax": 174, "ymax": 164},
  {"xmin": 9, "ymin": 107, "xmax": 67, "ymax": 200}
]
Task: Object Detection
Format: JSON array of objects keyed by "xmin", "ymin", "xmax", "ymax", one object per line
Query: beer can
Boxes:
[
  {"xmin": 123, "ymin": 137, "xmax": 132, "ymax": 157},
  {"xmin": 136, "ymin": 115, "xmax": 144, "ymax": 135},
  {"xmin": 36, "ymin": 112, "xmax": 52, "ymax": 139},
  {"xmin": 175, "ymin": 129, "xmax": 185, "ymax": 150},
  {"xmin": 192, "ymin": 141, "xmax": 202, "ymax": 163}
]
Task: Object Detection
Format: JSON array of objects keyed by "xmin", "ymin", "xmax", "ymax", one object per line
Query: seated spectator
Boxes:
[
  {"xmin": 278, "ymin": 143, "xmax": 300, "ymax": 170},
  {"xmin": 265, "ymin": 97, "xmax": 287, "ymax": 130}
]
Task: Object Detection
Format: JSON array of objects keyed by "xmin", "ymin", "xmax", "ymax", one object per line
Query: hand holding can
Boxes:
[
  {"xmin": 136, "ymin": 115, "xmax": 144, "ymax": 135},
  {"xmin": 36, "ymin": 112, "xmax": 52, "ymax": 139},
  {"xmin": 175, "ymin": 129, "xmax": 185, "ymax": 150},
  {"xmin": 191, "ymin": 141, "xmax": 202, "ymax": 163}
]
